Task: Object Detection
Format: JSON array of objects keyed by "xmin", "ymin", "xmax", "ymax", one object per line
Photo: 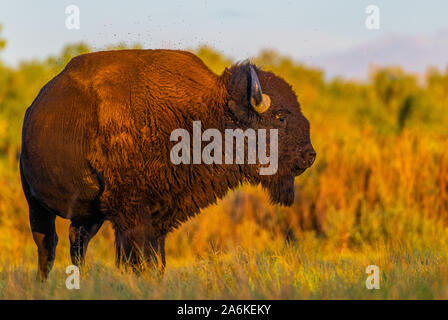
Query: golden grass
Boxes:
[{"xmin": 0, "ymin": 45, "xmax": 447, "ymax": 299}]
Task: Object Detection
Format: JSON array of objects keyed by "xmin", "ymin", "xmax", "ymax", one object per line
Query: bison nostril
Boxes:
[
  {"xmin": 300, "ymin": 145, "xmax": 316, "ymax": 167},
  {"xmin": 307, "ymin": 150, "xmax": 316, "ymax": 165}
]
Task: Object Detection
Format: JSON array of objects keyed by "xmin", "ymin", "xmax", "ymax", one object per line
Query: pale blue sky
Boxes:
[{"xmin": 0, "ymin": 1, "xmax": 447, "ymax": 77}]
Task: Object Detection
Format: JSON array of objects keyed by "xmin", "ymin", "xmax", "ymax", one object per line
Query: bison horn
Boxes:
[
  {"xmin": 251, "ymin": 94, "xmax": 271, "ymax": 114},
  {"xmin": 249, "ymin": 65, "xmax": 271, "ymax": 114}
]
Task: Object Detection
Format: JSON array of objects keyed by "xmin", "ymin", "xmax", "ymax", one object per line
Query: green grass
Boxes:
[{"xmin": 1, "ymin": 238, "xmax": 447, "ymax": 299}]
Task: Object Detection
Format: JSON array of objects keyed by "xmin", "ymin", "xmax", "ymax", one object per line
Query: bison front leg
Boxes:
[{"xmin": 114, "ymin": 223, "xmax": 166, "ymax": 274}]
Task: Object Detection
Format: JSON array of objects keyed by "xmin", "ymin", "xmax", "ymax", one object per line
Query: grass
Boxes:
[{"xmin": 1, "ymin": 234, "xmax": 448, "ymax": 299}]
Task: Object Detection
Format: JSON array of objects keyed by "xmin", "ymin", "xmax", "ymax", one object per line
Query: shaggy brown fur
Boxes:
[{"xmin": 20, "ymin": 49, "xmax": 315, "ymax": 279}]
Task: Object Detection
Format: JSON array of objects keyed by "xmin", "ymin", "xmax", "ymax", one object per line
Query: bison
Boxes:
[{"xmin": 20, "ymin": 49, "xmax": 316, "ymax": 279}]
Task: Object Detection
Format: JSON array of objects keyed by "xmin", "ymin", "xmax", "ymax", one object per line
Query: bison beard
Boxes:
[
  {"xmin": 263, "ymin": 176, "xmax": 295, "ymax": 206},
  {"xmin": 20, "ymin": 49, "xmax": 314, "ymax": 279}
]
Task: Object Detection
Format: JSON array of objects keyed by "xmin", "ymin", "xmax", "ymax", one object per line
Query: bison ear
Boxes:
[{"xmin": 226, "ymin": 62, "xmax": 271, "ymax": 123}]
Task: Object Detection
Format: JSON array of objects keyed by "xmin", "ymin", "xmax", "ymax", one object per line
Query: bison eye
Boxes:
[{"xmin": 275, "ymin": 112, "xmax": 287, "ymax": 125}]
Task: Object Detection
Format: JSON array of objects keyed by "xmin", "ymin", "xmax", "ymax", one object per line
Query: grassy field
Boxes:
[
  {"xmin": 1, "ymin": 228, "xmax": 448, "ymax": 299},
  {"xmin": 0, "ymin": 41, "xmax": 447, "ymax": 299}
]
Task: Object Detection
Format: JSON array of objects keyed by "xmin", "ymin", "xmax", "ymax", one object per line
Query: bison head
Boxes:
[{"xmin": 223, "ymin": 62, "xmax": 316, "ymax": 206}]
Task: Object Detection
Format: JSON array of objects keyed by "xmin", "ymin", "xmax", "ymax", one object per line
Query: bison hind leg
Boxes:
[
  {"xmin": 27, "ymin": 196, "xmax": 58, "ymax": 281},
  {"xmin": 69, "ymin": 219, "xmax": 104, "ymax": 268},
  {"xmin": 21, "ymin": 165, "xmax": 58, "ymax": 281}
]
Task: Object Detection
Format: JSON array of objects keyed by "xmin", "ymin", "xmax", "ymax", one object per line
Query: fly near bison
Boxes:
[{"xmin": 20, "ymin": 49, "xmax": 315, "ymax": 280}]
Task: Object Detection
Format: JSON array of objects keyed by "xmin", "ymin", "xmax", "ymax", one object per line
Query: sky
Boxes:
[{"xmin": 0, "ymin": 0, "xmax": 447, "ymax": 78}]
